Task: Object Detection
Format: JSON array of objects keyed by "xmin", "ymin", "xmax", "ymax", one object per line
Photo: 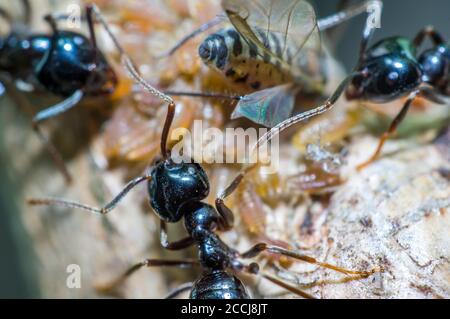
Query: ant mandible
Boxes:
[
  {"xmin": 28, "ymin": 4, "xmax": 381, "ymax": 300},
  {"xmin": 256, "ymin": 0, "xmax": 450, "ymax": 171}
]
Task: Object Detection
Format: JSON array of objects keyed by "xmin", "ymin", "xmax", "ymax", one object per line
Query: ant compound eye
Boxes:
[{"xmin": 147, "ymin": 160, "xmax": 210, "ymax": 222}]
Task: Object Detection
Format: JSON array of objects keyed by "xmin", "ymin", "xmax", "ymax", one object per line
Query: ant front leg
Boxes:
[
  {"xmin": 356, "ymin": 90, "xmax": 419, "ymax": 171},
  {"xmin": 160, "ymin": 220, "xmax": 194, "ymax": 250},
  {"xmin": 413, "ymin": 26, "xmax": 445, "ymax": 48},
  {"xmin": 240, "ymin": 243, "xmax": 381, "ymax": 277},
  {"xmin": 95, "ymin": 258, "xmax": 198, "ymax": 296}
]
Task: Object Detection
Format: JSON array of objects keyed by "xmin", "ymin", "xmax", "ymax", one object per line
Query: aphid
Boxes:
[
  {"xmin": 256, "ymin": 2, "xmax": 450, "ymax": 170},
  {"xmin": 28, "ymin": 5, "xmax": 380, "ymax": 300},
  {"xmin": 0, "ymin": 1, "xmax": 117, "ymax": 182},
  {"xmin": 165, "ymin": 0, "xmax": 381, "ymax": 127}
]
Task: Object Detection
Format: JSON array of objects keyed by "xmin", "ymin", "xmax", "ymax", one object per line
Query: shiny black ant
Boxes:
[
  {"xmin": 257, "ymin": 3, "xmax": 450, "ymax": 170},
  {"xmin": 29, "ymin": 100, "xmax": 380, "ymax": 298},
  {"xmin": 0, "ymin": 1, "xmax": 117, "ymax": 182},
  {"xmin": 28, "ymin": 6, "xmax": 380, "ymax": 298},
  {"xmin": 1, "ymin": 3, "xmax": 175, "ymax": 182}
]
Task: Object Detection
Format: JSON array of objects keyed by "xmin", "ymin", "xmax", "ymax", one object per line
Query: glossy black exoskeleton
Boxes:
[
  {"xmin": 263, "ymin": 15, "xmax": 450, "ymax": 171},
  {"xmin": 35, "ymin": 30, "xmax": 116, "ymax": 97},
  {"xmin": 0, "ymin": 3, "xmax": 117, "ymax": 183},
  {"xmin": 30, "ymin": 79, "xmax": 379, "ymax": 299}
]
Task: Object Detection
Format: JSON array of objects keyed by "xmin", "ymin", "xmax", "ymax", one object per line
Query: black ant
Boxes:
[
  {"xmin": 0, "ymin": 1, "xmax": 117, "ymax": 183},
  {"xmin": 28, "ymin": 6, "xmax": 381, "ymax": 299},
  {"xmin": 28, "ymin": 102, "xmax": 380, "ymax": 298},
  {"xmin": 256, "ymin": 3, "xmax": 450, "ymax": 171},
  {"xmin": 1, "ymin": 2, "xmax": 176, "ymax": 182}
]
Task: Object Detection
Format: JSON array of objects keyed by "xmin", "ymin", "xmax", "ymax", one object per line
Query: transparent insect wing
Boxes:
[
  {"xmin": 221, "ymin": 0, "xmax": 321, "ymax": 78},
  {"xmin": 231, "ymin": 84, "xmax": 296, "ymax": 127}
]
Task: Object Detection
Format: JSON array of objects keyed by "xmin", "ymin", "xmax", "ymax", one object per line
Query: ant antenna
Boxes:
[
  {"xmin": 161, "ymin": 102, "xmax": 176, "ymax": 159},
  {"xmin": 28, "ymin": 175, "xmax": 152, "ymax": 214},
  {"xmin": 86, "ymin": 4, "xmax": 174, "ymax": 106}
]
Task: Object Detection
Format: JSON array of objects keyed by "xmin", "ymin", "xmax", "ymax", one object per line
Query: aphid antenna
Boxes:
[{"xmin": 163, "ymin": 90, "xmax": 242, "ymax": 101}]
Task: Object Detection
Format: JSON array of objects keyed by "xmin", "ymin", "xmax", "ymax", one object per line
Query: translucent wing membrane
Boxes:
[
  {"xmin": 231, "ymin": 84, "xmax": 296, "ymax": 127},
  {"xmin": 222, "ymin": 0, "xmax": 321, "ymax": 81}
]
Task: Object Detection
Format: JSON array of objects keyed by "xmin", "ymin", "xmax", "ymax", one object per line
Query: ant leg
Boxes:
[
  {"xmin": 160, "ymin": 220, "xmax": 194, "ymax": 250},
  {"xmin": 318, "ymin": 0, "xmax": 382, "ymax": 31},
  {"xmin": 243, "ymin": 262, "xmax": 315, "ymax": 299},
  {"xmin": 95, "ymin": 259, "xmax": 198, "ymax": 295},
  {"xmin": 164, "ymin": 282, "xmax": 194, "ymax": 299},
  {"xmin": 0, "ymin": 7, "xmax": 12, "ymax": 25},
  {"xmin": 357, "ymin": 1, "xmax": 383, "ymax": 62},
  {"xmin": 28, "ymin": 175, "xmax": 152, "ymax": 214},
  {"xmin": 356, "ymin": 90, "xmax": 419, "ymax": 170},
  {"xmin": 240, "ymin": 243, "xmax": 381, "ymax": 276},
  {"xmin": 157, "ymin": 16, "xmax": 224, "ymax": 58},
  {"xmin": 85, "ymin": 5, "xmax": 98, "ymax": 50},
  {"xmin": 419, "ymin": 84, "xmax": 450, "ymax": 104},
  {"xmin": 413, "ymin": 26, "xmax": 445, "ymax": 48},
  {"xmin": 215, "ymin": 75, "xmax": 358, "ymax": 230},
  {"xmin": 32, "ymin": 90, "xmax": 84, "ymax": 125},
  {"xmin": 261, "ymin": 273, "xmax": 316, "ymax": 299},
  {"xmin": 33, "ymin": 125, "xmax": 72, "ymax": 183}
]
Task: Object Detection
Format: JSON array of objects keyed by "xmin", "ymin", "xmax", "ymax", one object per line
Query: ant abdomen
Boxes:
[
  {"xmin": 190, "ymin": 270, "xmax": 249, "ymax": 299},
  {"xmin": 148, "ymin": 160, "xmax": 210, "ymax": 222},
  {"xmin": 0, "ymin": 33, "xmax": 50, "ymax": 79},
  {"xmin": 35, "ymin": 31, "xmax": 115, "ymax": 97}
]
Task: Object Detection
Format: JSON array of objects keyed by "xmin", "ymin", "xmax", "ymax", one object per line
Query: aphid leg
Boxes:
[
  {"xmin": 160, "ymin": 220, "xmax": 194, "ymax": 250},
  {"xmin": 413, "ymin": 26, "xmax": 445, "ymax": 47},
  {"xmin": 240, "ymin": 243, "xmax": 382, "ymax": 276},
  {"xmin": 95, "ymin": 259, "xmax": 198, "ymax": 295},
  {"xmin": 20, "ymin": 0, "xmax": 31, "ymax": 25},
  {"xmin": 28, "ymin": 175, "xmax": 152, "ymax": 214},
  {"xmin": 356, "ymin": 90, "xmax": 419, "ymax": 171},
  {"xmin": 242, "ymin": 262, "xmax": 315, "ymax": 299},
  {"xmin": 157, "ymin": 16, "xmax": 224, "ymax": 58},
  {"xmin": 85, "ymin": 4, "xmax": 174, "ymax": 106},
  {"xmin": 164, "ymin": 282, "xmax": 194, "ymax": 299}
]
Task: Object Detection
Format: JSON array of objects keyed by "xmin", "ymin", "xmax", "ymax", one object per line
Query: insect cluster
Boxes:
[{"xmin": 1, "ymin": 0, "xmax": 449, "ymax": 299}]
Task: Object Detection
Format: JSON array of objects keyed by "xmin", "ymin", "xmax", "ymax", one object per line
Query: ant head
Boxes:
[
  {"xmin": 147, "ymin": 158, "xmax": 210, "ymax": 223},
  {"xmin": 418, "ymin": 44, "xmax": 450, "ymax": 91},
  {"xmin": 35, "ymin": 30, "xmax": 116, "ymax": 97}
]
